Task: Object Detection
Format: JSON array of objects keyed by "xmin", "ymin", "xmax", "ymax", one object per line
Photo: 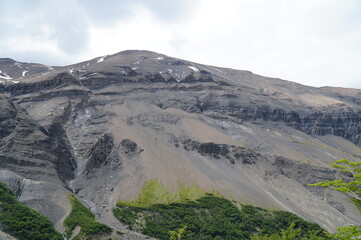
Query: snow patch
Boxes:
[
  {"xmin": 0, "ymin": 80, "xmax": 4, "ymax": 84},
  {"xmin": 131, "ymin": 66, "xmax": 138, "ymax": 70},
  {"xmin": 97, "ymin": 56, "xmax": 105, "ymax": 63},
  {"xmin": 47, "ymin": 66, "xmax": 54, "ymax": 70},
  {"xmin": 22, "ymin": 71, "xmax": 28, "ymax": 77},
  {"xmin": 167, "ymin": 68, "xmax": 173, "ymax": 73},
  {"xmin": 15, "ymin": 62, "xmax": 22, "ymax": 69},
  {"xmin": 12, "ymin": 80, "xmax": 19, "ymax": 84},
  {"xmin": 188, "ymin": 66, "xmax": 200, "ymax": 73},
  {"xmin": 0, "ymin": 70, "xmax": 13, "ymax": 80},
  {"xmin": 156, "ymin": 56, "xmax": 164, "ymax": 60},
  {"xmin": 209, "ymin": 66, "xmax": 222, "ymax": 73}
]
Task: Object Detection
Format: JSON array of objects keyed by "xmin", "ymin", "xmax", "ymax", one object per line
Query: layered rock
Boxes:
[{"xmin": 1, "ymin": 50, "xmax": 361, "ymax": 234}]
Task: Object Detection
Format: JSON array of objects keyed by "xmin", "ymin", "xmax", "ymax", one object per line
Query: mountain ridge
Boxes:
[{"xmin": 0, "ymin": 50, "xmax": 361, "ymax": 238}]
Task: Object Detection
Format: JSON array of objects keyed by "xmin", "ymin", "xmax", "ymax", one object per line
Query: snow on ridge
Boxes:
[
  {"xmin": 188, "ymin": 66, "xmax": 200, "ymax": 73},
  {"xmin": 97, "ymin": 56, "xmax": 106, "ymax": 63},
  {"xmin": 15, "ymin": 62, "xmax": 22, "ymax": 69},
  {"xmin": 208, "ymin": 66, "xmax": 222, "ymax": 73},
  {"xmin": 22, "ymin": 71, "xmax": 28, "ymax": 77},
  {"xmin": 0, "ymin": 70, "xmax": 13, "ymax": 80}
]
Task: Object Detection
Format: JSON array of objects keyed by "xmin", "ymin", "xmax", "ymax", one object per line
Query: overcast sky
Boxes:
[{"xmin": 1, "ymin": 0, "xmax": 360, "ymax": 89}]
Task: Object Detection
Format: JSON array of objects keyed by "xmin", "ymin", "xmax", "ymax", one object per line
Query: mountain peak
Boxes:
[{"xmin": 0, "ymin": 51, "xmax": 361, "ymax": 236}]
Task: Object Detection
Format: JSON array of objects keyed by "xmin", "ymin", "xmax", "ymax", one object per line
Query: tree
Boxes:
[
  {"xmin": 328, "ymin": 225, "xmax": 361, "ymax": 240},
  {"xmin": 169, "ymin": 226, "xmax": 187, "ymax": 240},
  {"xmin": 309, "ymin": 159, "xmax": 361, "ymax": 203},
  {"xmin": 309, "ymin": 159, "xmax": 361, "ymax": 239},
  {"xmin": 251, "ymin": 222, "xmax": 325, "ymax": 240}
]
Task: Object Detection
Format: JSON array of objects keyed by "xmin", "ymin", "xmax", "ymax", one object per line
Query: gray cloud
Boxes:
[
  {"xmin": 0, "ymin": 0, "xmax": 89, "ymax": 55},
  {"xmin": 79, "ymin": 0, "xmax": 197, "ymax": 24},
  {"xmin": 1, "ymin": 50, "xmax": 68, "ymax": 66},
  {"xmin": 0, "ymin": 0, "xmax": 198, "ymax": 60}
]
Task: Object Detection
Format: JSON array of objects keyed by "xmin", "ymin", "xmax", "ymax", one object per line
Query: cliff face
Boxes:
[
  {"xmin": 0, "ymin": 94, "xmax": 71, "ymax": 228},
  {"xmin": 1, "ymin": 50, "xmax": 361, "ymax": 235},
  {"xmin": 4, "ymin": 65, "xmax": 360, "ymax": 146}
]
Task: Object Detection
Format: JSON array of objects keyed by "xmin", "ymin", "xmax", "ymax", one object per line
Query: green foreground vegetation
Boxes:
[
  {"xmin": 0, "ymin": 182, "xmax": 63, "ymax": 240},
  {"xmin": 113, "ymin": 180, "xmax": 330, "ymax": 240},
  {"xmin": 63, "ymin": 194, "xmax": 112, "ymax": 240},
  {"xmin": 309, "ymin": 159, "xmax": 361, "ymax": 239}
]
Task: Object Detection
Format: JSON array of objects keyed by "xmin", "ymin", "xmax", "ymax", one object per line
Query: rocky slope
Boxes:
[{"xmin": 1, "ymin": 50, "xmax": 361, "ymax": 237}]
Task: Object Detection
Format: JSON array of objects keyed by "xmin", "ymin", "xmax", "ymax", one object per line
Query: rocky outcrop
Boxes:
[
  {"xmin": 197, "ymin": 101, "xmax": 361, "ymax": 146},
  {"xmin": 0, "ymin": 94, "xmax": 73, "ymax": 182},
  {"xmin": 273, "ymin": 156, "xmax": 337, "ymax": 185},
  {"xmin": 273, "ymin": 156, "xmax": 353, "ymax": 214},
  {"xmin": 0, "ymin": 94, "xmax": 72, "ymax": 225},
  {"xmin": 85, "ymin": 134, "xmax": 117, "ymax": 174},
  {"xmin": 120, "ymin": 139, "xmax": 143, "ymax": 156},
  {"xmin": 5, "ymin": 72, "xmax": 78, "ymax": 96},
  {"xmin": 179, "ymin": 138, "xmax": 260, "ymax": 164}
]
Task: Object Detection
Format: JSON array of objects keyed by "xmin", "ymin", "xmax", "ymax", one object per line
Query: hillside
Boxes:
[{"xmin": 0, "ymin": 50, "xmax": 361, "ymax": 238}]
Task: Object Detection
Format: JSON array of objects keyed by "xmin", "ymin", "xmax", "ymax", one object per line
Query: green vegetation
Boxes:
[
  {"xmin": 251, "ymin": 222, "xmax": 327, "ymax": 240},
  {"xmin": 113, "ymin": 180, "xmax": 329, "ymax": 240},
  {"xmin": 117, "ymin": 179, "xmax": 209, "ymax": 207},
  {"xmin": 0, "ymin": 182, "xmax": 63, "ymax": 240},
  {"xmin": 63, "ymin": 194, "xmax": 112, "ymax": 240},
  {"xmin": 169, "ymin": 225, "xmax": 187, "ymax": 240},
  {"xmin": 309, "ymin": 159, "xmax": 361, "ymax": 239},
  {"xmin": 309, "ymin": 159, "xmax": 361, "ymax": 205}
]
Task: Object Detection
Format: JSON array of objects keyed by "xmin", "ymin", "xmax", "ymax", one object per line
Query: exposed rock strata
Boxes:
[{"xmin": 1, "ymin": 50, "xmax": 361, "ymax": 235}]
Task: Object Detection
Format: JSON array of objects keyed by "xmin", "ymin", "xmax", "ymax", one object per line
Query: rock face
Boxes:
[
  {"xmin": 0, "ymin": 94, "xmax": 71, "ymax": 228},
  {"xmin": 179, "ymin": 138, "xmax": 260, "ymax": 164},
  {"xmin": 1, "ymin": 50, "xmax": 361, "ymax": 235}
]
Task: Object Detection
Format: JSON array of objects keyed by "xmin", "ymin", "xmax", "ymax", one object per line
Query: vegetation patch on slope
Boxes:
[
  {"xmin": 0, "ymin": 182, "xmax": 63, "ymax": 240},
  {"xmin": 113, "ymin": 180, "xmax": 329, "ymax": 240},
  {"xmin": 63, "ymin": 194, "xmax": 112, "ymax": 240},
  {"xmin": 117, "ymin": 179, "xmax": 209, "ymax": 207}
]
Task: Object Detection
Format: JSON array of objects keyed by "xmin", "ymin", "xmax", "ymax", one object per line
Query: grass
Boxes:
[
  {"xmin": 0, "ymin": 182, "xmax": 63, "ymax": 240},
  {"xmin": 63, "ymin": 194, "xmax": 112, "ymax": 239},
  {"xmin": 117, "ymin": 179, "xmax": 211, "ymax": 207}
]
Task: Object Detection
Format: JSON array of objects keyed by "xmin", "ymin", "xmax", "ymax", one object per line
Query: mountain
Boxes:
[{"xmin": 0, "ymin": 50, "xmax": 361, "ymax": 238}]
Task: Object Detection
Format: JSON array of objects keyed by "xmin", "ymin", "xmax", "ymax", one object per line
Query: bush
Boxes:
[
  {"xmin": 0, "ymin": 182, "xmax": 63, "ymax": 240},
  {"xmin": 63, "ymin": 194, "xmax": 112, "ymax": 239},
  {"xmin": 114, "ymin": 194, "xmax": 329, "ymax": 240}
]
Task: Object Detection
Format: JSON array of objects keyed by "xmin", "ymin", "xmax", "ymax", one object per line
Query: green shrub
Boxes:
[
  {"xmin": 114, "ymin": 193, "xmax": 330, "ymax": 240},
  {"xmin": 0, "ymin": 182, "xmax": 63, "ymax": 240},
  {"xmin": 63, "ymin": 194, "xmax": 112, "ymax": 239}
]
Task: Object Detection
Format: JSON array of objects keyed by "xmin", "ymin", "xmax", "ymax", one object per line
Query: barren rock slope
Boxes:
[{"xmin": 1, "ymin": 50, "xmax": 361, "ymax": 234}]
